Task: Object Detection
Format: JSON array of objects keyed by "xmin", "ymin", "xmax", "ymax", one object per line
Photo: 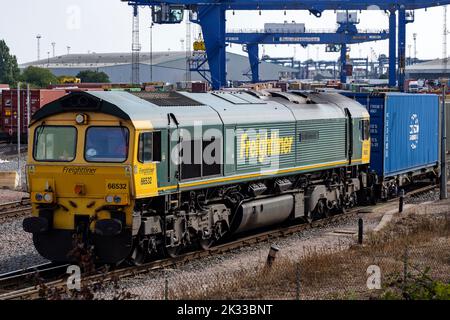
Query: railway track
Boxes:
[
  {"xmin": 0, "ymin": 183, "xmax": 438, "ymax": 300},
  {"xmin": 0, "ymin": 143, "xmax": 27, "ymax": 158},
  {"xmin": 0, "ymin": 263, "xmax": 69, "ymax": 294},
  {"xmin": 0, "ymin": 199, "xmax": 31, "ymax": 221}
]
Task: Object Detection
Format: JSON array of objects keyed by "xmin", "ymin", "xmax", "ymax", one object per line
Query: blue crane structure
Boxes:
[
  {"xmin": 260, "ymin": 57, "xmax": 339, "ymax": 80},
  {"xmin": 122, "ymin": 0, "xmax": 450, "ymax": 90},
  {"xmin": 225, "ymin": 26, "xmax": 389, "ymax": 83}
]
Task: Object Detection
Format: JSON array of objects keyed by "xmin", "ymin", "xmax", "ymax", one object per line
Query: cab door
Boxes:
[
  {"xmin": 360, "ymin": 118, "xmax": 371, "ymax": 164},
  {"xmin": 134, "ymin": 131, "xmax": 161, "ymax": 198}
]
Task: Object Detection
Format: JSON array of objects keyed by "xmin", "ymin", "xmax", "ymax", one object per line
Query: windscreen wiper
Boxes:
[{"xmin": 35, "ymin": 125, "xmax": 46, "ymax": 144}]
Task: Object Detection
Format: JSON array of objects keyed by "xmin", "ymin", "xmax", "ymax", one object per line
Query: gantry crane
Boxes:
[
  {"xmin": 121, "ymin": 0, "xmax": 450, "ymax": 90},
  {"xmin": 225, "ymin": 17, "xmax": 389, "ymax": 83}
]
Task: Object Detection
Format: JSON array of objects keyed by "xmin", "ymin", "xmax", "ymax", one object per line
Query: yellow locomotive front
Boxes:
[{"xmin": 22, "ymin": 94, "xmax": 149, "ymax": 264}]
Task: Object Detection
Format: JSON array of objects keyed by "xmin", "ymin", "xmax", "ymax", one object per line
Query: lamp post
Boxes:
[
  {"xmin": 150, "ymin": 23, "xmax": 154, "ymax": 82},
  {"xmin": 408, "ymin": 44, "xmax": 412, "ymax": 65},
  {"xmin": 36, "ymin": 35, "xmax": 42, "ymax": 61}
]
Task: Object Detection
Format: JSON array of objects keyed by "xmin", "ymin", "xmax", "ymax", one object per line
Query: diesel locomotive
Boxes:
[{"xmin": 22, "ymin": 90, "xmax": 437, "ymax": 264}]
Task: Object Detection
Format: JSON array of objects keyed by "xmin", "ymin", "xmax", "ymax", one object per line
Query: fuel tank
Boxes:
[{"xmin": 233, "ymin": 194, "xmax": 294, "ymax": 234}]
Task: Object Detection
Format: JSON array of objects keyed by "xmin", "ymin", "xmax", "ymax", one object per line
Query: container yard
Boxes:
[{"xmin": 0, "ymin": 0, "xmax": 449, "ymax": 312}]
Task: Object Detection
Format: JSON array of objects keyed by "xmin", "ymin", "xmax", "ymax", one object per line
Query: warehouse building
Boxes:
[
  {"xmin": 406, "ymin": 58, "xmax": 450, "ymax": 79},
  {"xmin": 20, "ymin": 52, "xmax": 298, "ymax": 84}
]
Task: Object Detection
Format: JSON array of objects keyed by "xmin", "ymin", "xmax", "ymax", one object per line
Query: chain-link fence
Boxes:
[{"xmin": 40, "ymin": 210, "xmax": 450, "ymax": 301}]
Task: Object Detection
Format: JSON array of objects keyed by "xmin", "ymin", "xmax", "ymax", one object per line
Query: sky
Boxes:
[{"xmin": 0, "ymin": 0, "xmax": 447, "ymax": 65}]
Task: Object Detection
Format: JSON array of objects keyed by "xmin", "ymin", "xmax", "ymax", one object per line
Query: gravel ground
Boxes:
[
  {"xmin": 406, "ymin": 188, "xmax": 440, "ymax": 204},
  {"xmin": 0, "ymin": 218, "xmax": 48, "ymax": 274},
  {"xmin": 0, "ymin": 189, "xmax": 29, "ymax": 204},
  {"xmin": 0, "ymin": 148, "xmax": 443, "ymax": 294},
  {"xmin": 91, "ymin": 188, "xmax": 443, "ymax": 300},
  {"xmin": 92, "ymin": 205, "xmax": 395, "ymax": 299},
  {"xmin": 0, "ymin": 187, "xmax": 440, "ymax": 295},
  {"xmin": 0, "ymin": 150, "xmax": 44, "ymax": 274}
]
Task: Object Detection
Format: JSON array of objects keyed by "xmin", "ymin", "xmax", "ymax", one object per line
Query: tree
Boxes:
[
  {"xmin": 0, "ymin": 40, "xmax": 20, "ymax": 85},
  {"xmin": 21, "ymin": 66, "xmax": 58, "ymax": 88},
  {"xmin": 76, "ymin": 70, "xmax": 110, "ymax": 83}
]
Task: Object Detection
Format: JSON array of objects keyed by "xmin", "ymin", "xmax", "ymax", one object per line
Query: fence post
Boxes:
[
  {"xmin": 399, "ymin": 189, "xmax": 405, "ymax": 213},
  {"xmin": 16, "ymin": 82, "xmax": 21, "ymax": 189},
  {"xmin": 164, "ymin": 274, "xmax": 169, "ymax": 300},
  {"xmin": 402, "ymin": 245, "xmax": 409, "ymax": 293},
  {"xmin": 295, "ymin": 263, "xmax": 301, "ymax": 300},
  {"xmin": 358, "ymin": 218, "xmax": 364, "ymax": 244},
  {"xmin": 266, "ymin": 245, "xmax": 280, "ymax": 268}
]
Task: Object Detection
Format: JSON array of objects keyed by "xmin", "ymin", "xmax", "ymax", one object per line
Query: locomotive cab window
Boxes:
[
  {"xmin": 202, "ymin": 136, "xmax": 222, "ymax": 176},
  {"xmin": 360, "ymin": 120, "xmax": 370, "ymax": 141},
  {"xmin": 138, "ymin": 131, "xmax": 162, "ymax": 163},
  {"xmin": 85, "ymin": 126, "xmax": 129, "ymax": 163},
  {"xmin": 180, "ymin": 139, "xmax": 202, "ymax": 180},
  {"xmin": 34, "ymin": 126, "xmax": 77, "ymax": 162}
]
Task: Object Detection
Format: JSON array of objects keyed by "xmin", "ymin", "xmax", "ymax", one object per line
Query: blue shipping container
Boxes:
[{"xmin": 340, "ymin": 92, "xmax": 439, "ymax": 177}]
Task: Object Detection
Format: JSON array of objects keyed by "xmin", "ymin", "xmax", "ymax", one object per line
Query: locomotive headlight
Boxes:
[
  {"xmin": 113, "ymin": 196, "xmax": 122, "ymax": 204},
  {"xmin": 35, "ymin": 193, "xmax": 43, "ymax": 201},
  {"xmin": 106, "ymin": 195, "xmax": 114, "ymax": 203},
  {"xmin": 75, "ymin": 113, "xmax": 88, "ymax": 125},
  {"xmin": 43, "ymin": 193, "xmax": 53, "ymax": 203}
]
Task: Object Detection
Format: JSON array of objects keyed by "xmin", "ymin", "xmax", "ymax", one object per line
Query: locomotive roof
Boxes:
[{"xmin": 31, "ymin": 90, "xmax": 369, "ymax": 129}]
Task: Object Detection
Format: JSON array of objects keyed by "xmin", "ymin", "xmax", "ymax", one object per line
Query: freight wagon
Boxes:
[
  {"xmin": 340, "ymin": 92, "xmax": 440, "ymax": 198},
  {"xmin": 0, "ymin": 89, "xmax": 66, "ymax": 143}
]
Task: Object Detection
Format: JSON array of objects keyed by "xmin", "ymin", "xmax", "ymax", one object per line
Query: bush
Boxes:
[
  {"xmin": 21, "ymin": 66, "xmax": 58, "ymax": 88},
  {"xmin": 76, "ymin": 70, "xmax": 110, "ymax": 83},
  {"xmin": 382, "ymin": 267, "xmax": 450, "ymax": 300}
]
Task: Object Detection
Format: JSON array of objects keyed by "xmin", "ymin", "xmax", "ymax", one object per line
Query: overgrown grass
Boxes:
[{"xmin": 168, "ymin": 209, "xmax": 450, "ymax": 300}]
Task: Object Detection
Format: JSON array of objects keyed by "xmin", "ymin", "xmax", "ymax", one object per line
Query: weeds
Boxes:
[
  {"xmin": 169, "ymin": 211, "xmax": 450, "ymax": 300},
  {"xmin": 36, "ymin": 209, "xmax": 450, "ymax": 300}
]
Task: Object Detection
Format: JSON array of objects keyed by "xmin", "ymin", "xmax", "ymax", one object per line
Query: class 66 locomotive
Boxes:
[{"xmin": 22, "ymin": 90, "xmax": 438, "ymax": 265}]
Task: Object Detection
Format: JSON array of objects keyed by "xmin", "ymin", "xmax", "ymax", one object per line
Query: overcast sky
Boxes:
[{"xmin": 0, "ymin": 1, "xmax": 446, "ymax": 64}]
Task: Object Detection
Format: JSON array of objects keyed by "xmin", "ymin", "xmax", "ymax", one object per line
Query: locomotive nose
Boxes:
[
  {"xmin": 23, "ymin": 209, "xmax": 132, "ymax": 264},
  {"xmin": 25, "ymin": 163, "xmax": 135, "ymax": 263}
]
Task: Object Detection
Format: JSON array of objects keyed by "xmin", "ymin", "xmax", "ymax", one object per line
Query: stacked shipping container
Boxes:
[{"xmin": 1, "ymin": 89, "xmax": 66, "ymax": 141}]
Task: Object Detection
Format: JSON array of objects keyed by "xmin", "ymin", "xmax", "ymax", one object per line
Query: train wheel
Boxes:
[
  {"xmin": 199, "ymin": 238, "xmax": 215, "ymax": 250},
  {"xmin": 130, "ymin": 244, "xmax": 147, "ymax": 266},
  {"xmin": 368, "ymin": 186, "xmax": 377, "ymax": 205},
  {"xmin": 311, "ymin": 199, "xmax": 327, "ymax": 221},
  {"xmin": 164, "ymin": 245, "xmax": 182, "ymax": 258}
]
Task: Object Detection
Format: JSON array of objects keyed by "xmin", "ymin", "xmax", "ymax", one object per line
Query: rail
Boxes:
[
  {"xmin": 0, "ymin": 183, "xmax": 438, "ymax": 300},
  {"xmin": 0, "ymin": 263, "xmax": 69, "ymax": 293},
  {"xmin": 0, "ymin": 199, "xmax": 31, "ymax": 221},
  {"xmin": 0, "ymin": 142, "xmax": 27, "ymax": 157}
]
